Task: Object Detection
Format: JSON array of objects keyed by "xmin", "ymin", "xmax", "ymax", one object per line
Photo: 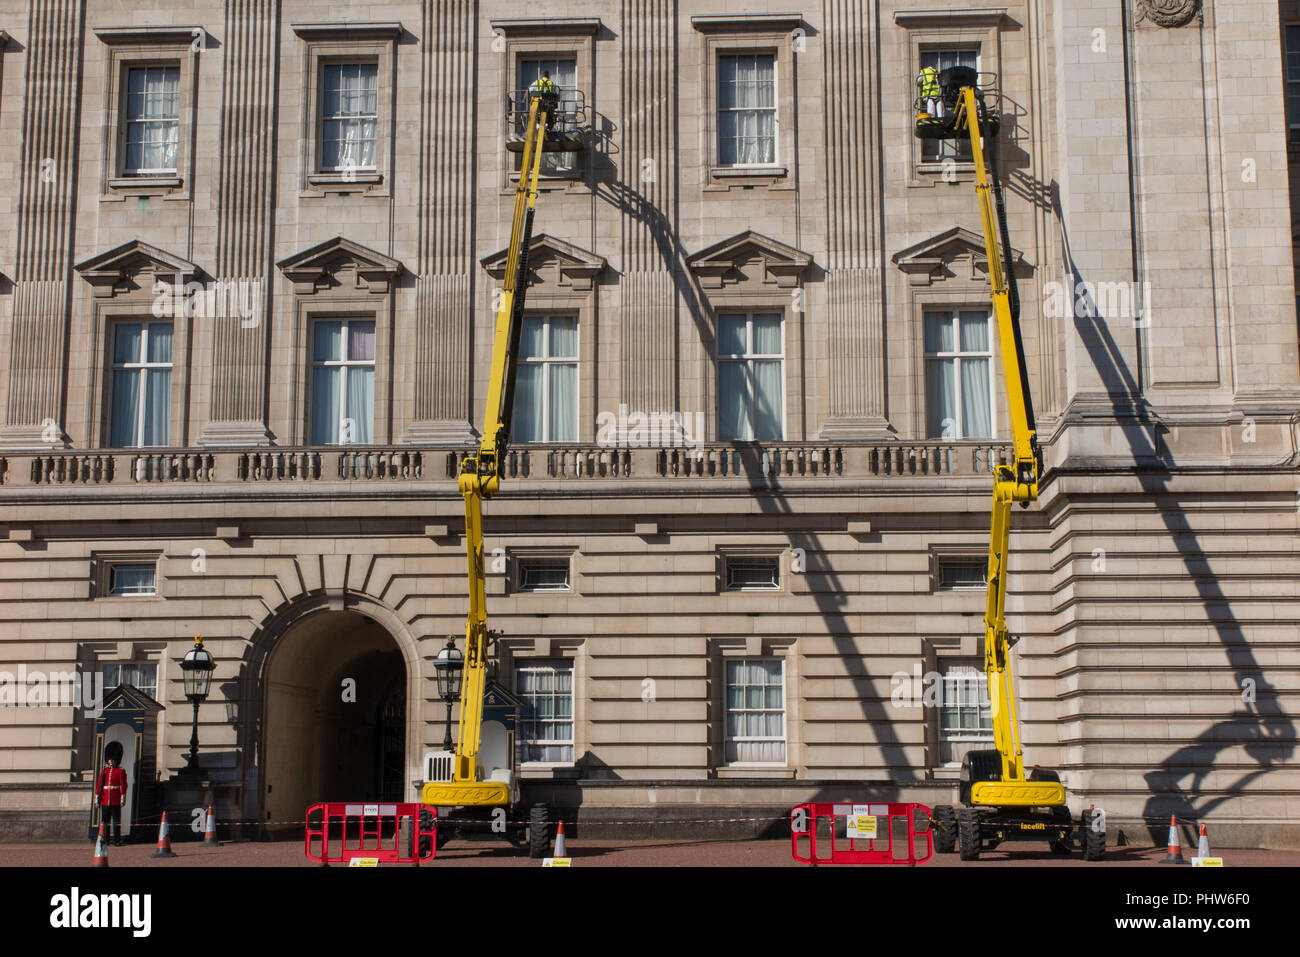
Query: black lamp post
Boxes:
[
  {"xmin": 179, "ymin": 635, "xmax": 215, "ymax": 773},
  {"xmin": 433, "ymin": 636, "xmax": 464, "ymax": 751}
]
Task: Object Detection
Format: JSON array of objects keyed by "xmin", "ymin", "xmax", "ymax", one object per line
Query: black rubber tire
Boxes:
[
  {"xmin": 417, "ymin": 809, "xmax": 436, "ymax": 858},
  {"xmin": 1080, "ymin": 809, "xmax": 1106, "ymax": 861},
  {"xmin": 932, "ymin": 805, "xmax": 958, "ymax": 853},
  {"xmin": 528, "ymin": 804, "xmax": 551, "ymax": 859},
  {"xmin": 1049, "ymin": 838, "xmax": 1072, "ymax": 855},
  {"xmin": 957, "ymin": 808, "xmax": 981, "ymax": 861},
  {"xmin": 1049, "ymin": 806, "xmax": 1072, "ymax": 854}
]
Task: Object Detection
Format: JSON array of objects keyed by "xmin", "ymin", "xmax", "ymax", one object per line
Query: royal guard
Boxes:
[{"xmin": 95, "ymin": 755, "xmax": 128, "ymax": 846}]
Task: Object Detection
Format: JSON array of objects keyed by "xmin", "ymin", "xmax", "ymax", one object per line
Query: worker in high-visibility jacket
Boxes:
[
  {"xmin": 95, "ymin": 755, "xmax": 128, "ymax": 846},
  {"xmin": 528, "ymin": 70, "xmax": 560, "ymax": 133},
  {"xmin": 918, "ymin": 65, "xmax": 942, "ymax": 120}
]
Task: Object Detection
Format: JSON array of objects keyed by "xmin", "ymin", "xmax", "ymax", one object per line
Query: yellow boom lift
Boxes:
[
  {"xmin": 420, "ymin": 89, "xmax": 572, "ymax": 858},
  {"xmin": 916, "ymin": 67, "xmax": 1104, "ymax": 860}
]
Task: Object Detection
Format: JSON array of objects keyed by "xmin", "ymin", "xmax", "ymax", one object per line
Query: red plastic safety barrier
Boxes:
[
  {"xmin": 790, "ymin": 802, "xmax": 933, "ymax": 866},
  {"xmin": 305, "ymin": 802, "xmax": 436, "ymax": 865}
]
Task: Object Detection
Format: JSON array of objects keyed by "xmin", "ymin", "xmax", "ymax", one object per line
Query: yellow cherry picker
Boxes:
[
  {"xmin": 420, "ymin": 85, "xmax": 581, "ymax": 858},
  {"xmin": 917, "ymin": 67, "xmax": 1104, "ymax": 860}
]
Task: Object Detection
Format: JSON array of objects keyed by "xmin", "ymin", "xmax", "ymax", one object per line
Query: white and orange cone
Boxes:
[
  {"xmin": 92, "ymin": 822, "xmax": 110, "ymax": 867},
  {"xmin": 202, "ymin": 805, "xmax": 217, "ymax": 846},
  {"xmin": 554, "ymin": 819, "xmax": 567, "ymax": 858},
  {"xmin": 1164, "ymin": 814, "xmax": 1188, "ymax": 864},
  {"xmin": 153, "ymin": 811, "xmax": 177, "ymax": 858},
  {"xmin": 1197, "ymin": 823, "xmax": 1210, "ymax": 859}
]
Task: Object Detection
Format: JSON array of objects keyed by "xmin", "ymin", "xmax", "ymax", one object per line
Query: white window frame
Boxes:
[
  {"xmin": 918, "ymin": 47, "xmax": 980, "ymax": 164},
  {"xmin": 724, "ymin": 657, "xmax": 787, "ymax": 765},
  {"xmin": 515, "ymin": 660, "xmax": 575, "ymax": 765},
  {"xmin": 121, "ymin": 64, "xmax": 181, "ymax": 176},
  {"xmin": 318, "ymin": 60, "xmax": 379, "ymax": 173},
  {"xmin": 724, "ymin": 555, "xmax": 781, "ymax": 591},
  {"xmin": 924, "ymin": 308, "xmax": 995, "ymax": 440},
  {"xmin": 717, "ymin": 311, "xmax": 786, "ymax": 441},
  {"xmin": 310, "ymin": 318, "xmax": 376, "ymax": 445},
  {"xmin": 102, "ymin": 661, "xmax": 159, "ymax": 698},
  {"xmin": 939, "ymin": 661, "xmax": 994, "ymax": 765},
  {"xmin": 517, "ymin": 556, "xmax": 572, "ymax": 593},
  {"xmin": 515, "ymin": 314, "xmax": 579, "ymax": 443},
  {"xmin": 715, "ymin": 51, "xmax": 779, "ymax": 169},
  {"xmin": 107, "ymin": 563, "xmax": 157, "ymax": 598},
  {"xmin": 109, "ymin": 321, "xmax": 173, "ymax": 448}
]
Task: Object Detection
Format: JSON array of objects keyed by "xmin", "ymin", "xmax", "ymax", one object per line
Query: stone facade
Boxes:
[{"xmin": 0, "ymin": 0, "xmax": 1297, "ymax": 847}]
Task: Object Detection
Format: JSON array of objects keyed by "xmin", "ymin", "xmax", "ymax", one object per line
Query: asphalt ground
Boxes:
[{"xmin": 2, "ymin": 838, "xmax": 1297, "ymax": 867}]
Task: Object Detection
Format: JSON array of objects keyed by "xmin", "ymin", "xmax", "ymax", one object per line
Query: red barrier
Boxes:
[
  {"xmin": 790, "ymin": 802, "xmax": 933, "ymax": 865},
  {"xmin": 305, "ymin": 802, "xmax": 436, "ymax": 865}
]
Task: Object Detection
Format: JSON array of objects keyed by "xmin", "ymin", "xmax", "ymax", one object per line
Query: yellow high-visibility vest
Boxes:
[{"xmin": 918, "ymin": 67, "xmax": 940, "ymax": 99}]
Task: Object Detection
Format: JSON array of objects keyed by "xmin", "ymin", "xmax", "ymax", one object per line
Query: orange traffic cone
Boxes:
[
  {"xmin": 202, "ymin": 805, "xmax": 217, "ymax": 846},
  {"xmin": 554, "ymin": 820, "xmax": 567, "ymax": 858},
  {"xmin": 92, "ymin": 822, "xmax": 110, "ymax": 867},
  {"xmin": 153, "ymin": 812, "xmax": 177, "ymax": 858},
  {"xmin": 1197, "ymin": 823, "xmax": 1211, "ymax": 859},
  {"xmin": 1163, "ymin": 814, "xmax": 1188, "ymax": 864}
]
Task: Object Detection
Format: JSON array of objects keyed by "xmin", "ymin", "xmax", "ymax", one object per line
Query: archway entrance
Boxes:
[{"xmin": 262, "ymin": 611, "xmax": 408, "ymax": 826}]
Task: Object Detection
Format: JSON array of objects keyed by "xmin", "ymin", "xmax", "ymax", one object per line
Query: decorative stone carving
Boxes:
[
  {"xmin": 481, "ymin": 234, "xmax": 606, "ymax": 291},
  {"xmin": 276, "ymin": 237, "xmax": 404, "ymax": 295},
  {"xmin": 685, "ymin": 230, "xmax": 813, "ymax": 290},
  {"xmin": 1136, "ymin": 0, "xmax": 1201, "ymax": 28}
]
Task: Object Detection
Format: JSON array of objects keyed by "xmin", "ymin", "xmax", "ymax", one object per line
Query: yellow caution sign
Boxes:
[
  {"xmin": 846, "ymin": 815, "xmax": 877, "ymax": 840},
  {"xmin": 347, "ymin": 858, "xmax": 380, "ymax": 867},
  {"xmin": 542, "ymin": 857, "xmax": 572, "ymax": 867},
  {"xmin": 1191, "ymin": 857, "xmax": 1224, "ymax": 867}
]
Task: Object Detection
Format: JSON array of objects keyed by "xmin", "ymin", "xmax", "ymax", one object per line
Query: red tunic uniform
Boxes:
[{"xmin": 95, "ymin": 765, "xmax": 128, "ymax": 806}]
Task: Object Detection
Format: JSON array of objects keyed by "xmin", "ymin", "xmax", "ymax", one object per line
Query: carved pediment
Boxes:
[
  {"xmin": 276, "ymin": 236, "xmax": 404, "ymax": 295},
  {"xmin": 686, "ymin": 231, "xmax": 812, "ymax": 289},
  {"xmin": 891, "ymin": 226, "xmax": 1026, "ymax": 286},
  {"xmin": 481, "ymin": 234, "xmax": 606, "ymax": 291},
  {"xmin": 74, "ymin": 240, "xmax": 203, "ymax": 298}
]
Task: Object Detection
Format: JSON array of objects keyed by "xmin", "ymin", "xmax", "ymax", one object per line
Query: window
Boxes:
[
  {"xmin": 122, "ymin": 65, "xmax": 180, "ymax": 175},
  {"xmin": 717, "ymin": 53, "xmax": 777, "ymax": 166},
  {"xmin": 109, "ymin": 322, "xmax": 173, "ymax": 447},
  {"xmin": 925, "ymin": 309, "xmax": 993, "ymax": 440},
  {"xmin": 1287, "ymin": 26, "xmax": 1300, "ymax": 143},
  {"xmin": 310, "ymin": 319, "xmax": 375, "ymax": 444},
  {"xmin": 516, "ymin": 661, "xmax": 574, "ymax": 763},
  {"xmin": 107, "ymin": 563, "xmax": 157, "ymax": 597},
  {"xmin": 939, "ymin": 661, "xmax": 993, "ymax": 764},
  {"xmin": 517, "ymin": 57, "xmax": 578, "ymax": 174},
  {"xmin": 718, "ymin": 312, "xmax": 784, "ymax": 441},
  {"xmin": 512, "ymin": 316, "xmax": 578, "ymax": 443},
  {"xmin": 938, "ymin": 558, "xmax": 987, "ymax": 590},
  {"xmin": 517, "ymin": 557, "xmax": 571, "ymax": 592},
  {"xmin": 725, "ymin": 658, "xmax": 785, "ymax": 763},
  {"xmin": 102, "ymin": 662, "xmax": 158, "ymax": 699},
  {"xmin": 919, "ymin": 49, "xmax": 977, "ymax": 163},
  {"xmin": 725, "ymin": 555, "xmax": 780, "ymax": 591},
  {"xmin": 320, "ymin": 62, "xmax": 378, "ymax": 172}
]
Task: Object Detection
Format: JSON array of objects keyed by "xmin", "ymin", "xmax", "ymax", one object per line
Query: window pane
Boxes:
[
  {"xmin": 110, "ymin": 564, "xmax": 156, "ymax": 595},
  {"xmin": 717, "ymin": 361, "xmax": 750, "ymax": 441},
  {"xmin": 519, "ymin": 317, "xmax": 545, "ymax": 359},
  {"xmin": 547, "ymin": 363, "xmax": 578, "ymax": 442},
  {"xmin": 146, "ymin": 323, "xmax": 173, "ymax": 364},
  {"xmin": 924, "ymin": 312, "xmax": 956, "ymax": 353},
  {"xmin": 512, "ymin": 363, "xmax": 543, "ymax": 443},
  {"xmin": 347, "ymin": 321, "xmax": 376, "ymax": 361},
  {"xmin": 752, "ymin": 314, "xmax": 782, "ymax": 354},
  {"xmin": 114, "ymin": 324, "xmax": 143, "ymax": 365},
  {"xmin": 344, "ymin": 366, "xmax": 375, "ymax": 443},
  {"xmin": 960, "ymin": 357, "xmax": 992, "ymax": 438},
  {"xmin": 752, "ymin": 359, "xmax": 784, "ymax": 440},
  {"xmin": 311, "ymin": 367, "xmax": 342, "ymax": 444},
  {"xmin": 959, "ymin": 311, "xmax": 989, "ymax": 351},
  {"xmin": 718, "ymin": 316, "xmax": 747, "ymax": 355},
  {"xmin": 141, "ymin": 369, "xmax": 171, "ymax": 446},
  {"xmin": 313, "ymin": 322, "xmax": 343, "ymax": 362},
  {"xmin": 110, "ymin": 370, "xmax": 141, "ymax": 447},
  {"xmin": 548, "ymin": 317, "xmax": 578, "ymax": 358},
  {"xmin": 926, "ymin": 357, "xmax": 958, "ymax": 438}
]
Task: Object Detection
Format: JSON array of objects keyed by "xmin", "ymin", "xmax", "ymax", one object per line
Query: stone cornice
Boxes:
[
  {"xmin": 690, "ymin": 14, "xmax": 804, "ymax": 33},
  {"xmin": 290, "ymin": 22, "xmax": 403, "ymax": 42},
  {"xmin": 276, "ymin": 236, "xmax": 403, "ymax": 295},
  {"xmin": 481, "ymin": 234, "xmax": 607, "ymax": 290},
  {"xmin": 686, "ymin": 230, "xmax": 813, "ymax": 289},
  {"xmin": 73, "ymin": 240, "xmax": 203, "ymax": 298},
  {"xmin": 489, "ymin": 18, "xmax": 602, "ymax": 36},
  {"xmin": 893, "ymin": 8, "xmax": 1008, "ymax": 28},
  {"xmin": 93, "ymin": 25, "xmax": 205, "ymax": 46}
]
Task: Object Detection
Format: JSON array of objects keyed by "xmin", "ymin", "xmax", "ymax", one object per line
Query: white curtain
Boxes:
[
  {"xmin": 513, "ymin": 365, "xmax": 543, "ymax": 443},
  {"xmin": 959, "ymin": 311, "xmax": 992, "ymax": 438},
  {"xmin": 345, "ymin": 366, "xmax": 374, "ymax": 443},
  {"xmin": 110, "ymin": 371, "xmax": 140, "ymax": 447},
  {"xmin": 322, "ymin": 64, "xmax": 378, "ymax": 170},
  {"xmin": 718, "ymin": 362, "xmax": 750, "ymax": 441},
  {"xmin": 310, "ymin": 368, "xmax": 341, "ymax": 445},
  {"xmin": 752, "ymin": 360, "xmax": 783, "ymax": 440},
  {"xmin": 125, "ymin": 67, "xmax": 179, "ymax": 173}
]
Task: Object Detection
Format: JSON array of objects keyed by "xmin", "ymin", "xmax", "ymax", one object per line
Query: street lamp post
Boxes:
[
  {"xmin": 179, "ymin": 635, "xmax": 215, "ymax": 773},
  {"xmin": 433, "ymin": 637, "xmax": 464, "ymax": 751}
]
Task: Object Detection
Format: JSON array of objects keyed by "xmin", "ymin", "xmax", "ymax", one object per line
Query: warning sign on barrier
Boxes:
[{"xmin": 791, "ymin": 802, "xmax": 933, "ymax": 866}]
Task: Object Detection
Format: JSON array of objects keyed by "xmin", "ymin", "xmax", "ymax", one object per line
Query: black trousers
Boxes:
[{"xmin": 101, "ymin": 804, "xmax": 122, "ymax": 843}]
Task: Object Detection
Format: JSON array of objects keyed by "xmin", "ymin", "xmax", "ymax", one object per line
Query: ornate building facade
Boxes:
[{"xmin": 0, "ymin": 0, "xmax": 1296, "ymax": 846}]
